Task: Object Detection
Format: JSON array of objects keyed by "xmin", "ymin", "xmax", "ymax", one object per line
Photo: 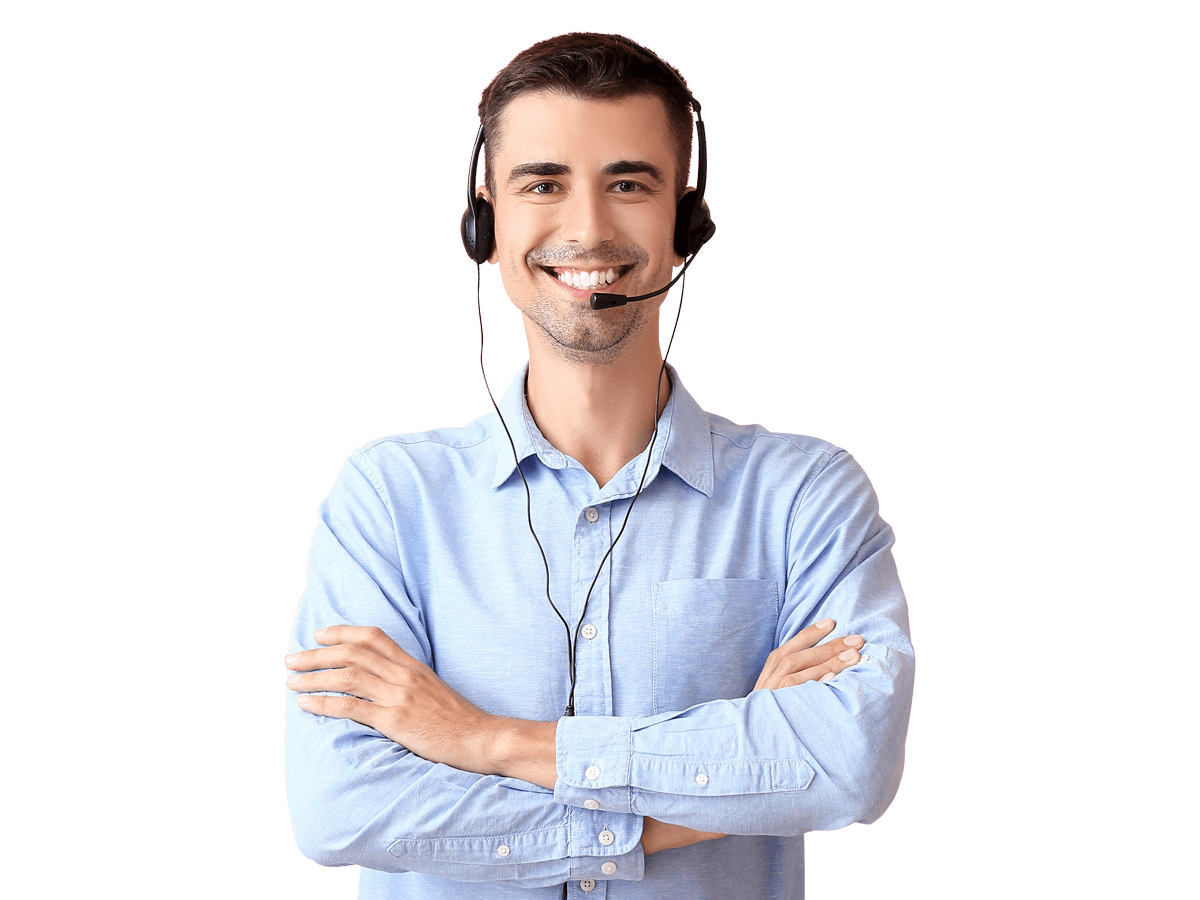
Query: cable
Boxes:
[{"xmin": 475, "ymin": 262, "xmax": 689, "ymax": 718}]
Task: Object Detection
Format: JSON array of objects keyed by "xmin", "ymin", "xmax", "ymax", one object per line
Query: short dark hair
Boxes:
[{"xmin": 478, "ymin": 33, "xmax": 694, "ymax": 199}]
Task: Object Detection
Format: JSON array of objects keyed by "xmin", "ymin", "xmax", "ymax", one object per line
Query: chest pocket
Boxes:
[{"xmin": 652, "ymin": 578, "xmax": 779, "ymax": 714}]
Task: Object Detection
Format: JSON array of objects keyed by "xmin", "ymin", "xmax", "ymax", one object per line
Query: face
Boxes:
[{"xmin": 484, "ymin": 92, "xmax": 684, "ymax": 364}]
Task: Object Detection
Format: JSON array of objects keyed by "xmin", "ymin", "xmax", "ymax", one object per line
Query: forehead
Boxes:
[{"xmin": 491, "ymin": 92, "xmax": 677, "ymax": 181}]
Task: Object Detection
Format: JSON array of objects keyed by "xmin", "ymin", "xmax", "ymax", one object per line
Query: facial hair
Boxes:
[{"xmin": 520, "ymin": 243, "xmax": 653, "ymax": 365}]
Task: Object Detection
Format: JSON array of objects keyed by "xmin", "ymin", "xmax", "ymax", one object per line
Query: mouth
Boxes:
[{"xmin": 541, "ymin": 265, "xmax": 631, "ymax": 291}]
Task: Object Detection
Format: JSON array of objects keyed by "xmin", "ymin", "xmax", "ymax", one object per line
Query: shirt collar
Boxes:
[{"xmin": 489, "ymin": 363, "xmax": 715, "ymax": 497}]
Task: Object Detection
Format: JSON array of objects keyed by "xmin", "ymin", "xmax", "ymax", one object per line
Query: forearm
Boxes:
[
  {"xmin": 553, "ymin": 640, "xmax": 914, "ymax": 836},
  {"xmin": 287, "ymin": 696, "xmax": 646, "ymax": 885}
]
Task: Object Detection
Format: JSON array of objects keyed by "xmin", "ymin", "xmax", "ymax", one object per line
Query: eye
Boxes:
[
  {"xmin": 612, "ymin": 181, "xmax": 642, "ymax": 193},
  {"xmin": 528, "ymin": 182, "xmax": 558, "ymax": 194}
]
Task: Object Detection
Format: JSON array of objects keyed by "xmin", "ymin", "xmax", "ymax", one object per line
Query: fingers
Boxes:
[
  {"xmin": 286, "ymin": 661, "xmax": 391, "ymax": 701},
  {"xmin": 284, "ymin": 626, "xmax": 414, "ymax": 675},
  {"xmin": 295, "ymin": 691, "xmax": 387, "ymax": 732},
  {"xmin": 755, "ymin": 618, "xmax": 870, "ymax": 691},
  {"xmin": 778, "ymin": 639, "xmax": 869, "ymax": 689},
  {"xmin": 285, "ymin": 626, "xmax": 424, "ymax": 716},
  {"xmin": 775, "ymin": 617, "xmax": 836, "ymax": 656}
]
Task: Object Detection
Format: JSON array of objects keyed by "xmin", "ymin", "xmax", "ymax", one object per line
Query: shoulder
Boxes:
[
  {"xmin": 355, "ymin": 415, "xmax": 495, "ymax": 460},
  {"xmin": 706, "ymin": 412, "xmax": 843, "ymax": 461},
  {"xmin": 704, "ymin": 411, "xmax": 847, "ymax": 478},
  {"xmin": 699, "ymin": 410, "xmax": 876, "ymax": 508},
  {"xmin": 337, "ymin": 412, "xmax": 501, "ymax": 498}
]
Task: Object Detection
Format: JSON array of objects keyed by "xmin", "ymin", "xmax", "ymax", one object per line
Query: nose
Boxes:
[{"xmin": 557, "ymin": 188, "xmax": 616, "ymax": 249}]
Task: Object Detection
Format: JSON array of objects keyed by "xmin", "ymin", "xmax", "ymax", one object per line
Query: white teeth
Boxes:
[{"xmin": 556, "ymin": 268, "xmax": 620, "ymax": 287}]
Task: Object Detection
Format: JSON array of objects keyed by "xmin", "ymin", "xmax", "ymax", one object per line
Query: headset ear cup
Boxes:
[
  {"xmin": 688, "ymin": 199, "xmax": 716, "ymax": 256},
  {"xmin": 674, "ymin": 193, "xmax": 716, "ymax": 258},
  {"xmin": 461, "ymin": 198, "xmax": 495, "ymax": 263},
  {"xmin": 673, "ymin": 193, "xmax": 696, "ymax": 258}
]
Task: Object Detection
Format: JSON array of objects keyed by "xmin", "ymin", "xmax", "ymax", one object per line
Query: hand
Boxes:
[
  {"xmin": 753, "ymin": 618, "xmax": 866, "ymax": 691},
  {"xmin": 285, "ymin": 625, "xmax": 539, "ymax": 778},
  {"xmin": 641, "ymin": 817, "xmax": 725, "ymax": 855}
]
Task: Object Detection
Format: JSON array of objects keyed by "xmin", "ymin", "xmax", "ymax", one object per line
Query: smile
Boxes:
[{"xmin": 545, "ymin": 266, "xmax": 629, "ymax": 289}]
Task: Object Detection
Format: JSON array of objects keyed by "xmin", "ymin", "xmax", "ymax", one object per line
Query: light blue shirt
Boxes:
[{"xmin": 287, "ymin": 366, "xmax": 914, "ymax": 899}]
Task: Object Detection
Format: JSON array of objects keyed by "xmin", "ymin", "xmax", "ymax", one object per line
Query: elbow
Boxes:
[
  {"xmin": 826, "ymin": 724, "xmax": 907, "ymax": 828},
  {"xmin": 290, "ymin": 801, "xmax": 360, "ymax": 868}
]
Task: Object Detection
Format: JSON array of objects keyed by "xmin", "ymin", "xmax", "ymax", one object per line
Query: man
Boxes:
[{"xmin": 285, "ymin": 33, "xmax": 913, "ymax": 899}]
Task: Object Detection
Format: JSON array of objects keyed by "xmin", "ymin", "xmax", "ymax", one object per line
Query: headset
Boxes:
[{"xmin": 460, "ymin": 36, "xmax": 715, "ymax": 308}]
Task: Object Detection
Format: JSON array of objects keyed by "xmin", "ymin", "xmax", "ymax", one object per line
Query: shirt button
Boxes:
[
  {"xmin": 581, "ymin": 624, "xmax": 597, "ymax": 640},
  {"xmin": 584, "ymin": 507, "xmax": 600, "ymax": 523},
  {"xmin": 585, "ymin": 765, "xmax": 601, "ymax": 780},
  {"xmin": 601, "ymin": 862, "xmax": 617, "ymax": 875},
  {"xmin": 584, "ymin": 799, "xmax": 600, "ymax": 810},
  {"xmin": 496, "ymin": 844, "xmax": 510, "ymax": 857},
  {"xmin": 695, "ymin": 773, "xmax": 709, "ymax": 786},
  {"xmin": 598, "ymin": 829, "xmax": 615, "ymax": 846},
  {"xmin": 580, "ymin": 880, "xmax": 596, "ymax": 892}
]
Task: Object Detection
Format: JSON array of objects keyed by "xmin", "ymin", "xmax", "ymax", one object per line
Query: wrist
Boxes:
[{"xmin": 487, "ymin": 717, "xmax": 559, "ymax": 789}]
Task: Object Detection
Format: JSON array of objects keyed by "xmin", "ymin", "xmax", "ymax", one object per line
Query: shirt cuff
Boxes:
[{"xmin": 555, "ymin": 715, "xmax": 634, "ymax": 801}]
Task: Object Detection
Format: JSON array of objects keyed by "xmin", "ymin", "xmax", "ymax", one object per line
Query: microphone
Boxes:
[
  {"xmin": 590, "ymin": 267, "xmax": 686, "ymax": 309},
  {"xmin": 589, "ymin": 252, "xmax": 700, "ymax": 310}
]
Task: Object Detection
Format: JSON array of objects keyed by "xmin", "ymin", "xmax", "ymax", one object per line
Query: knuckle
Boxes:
[{"xmin": 336, "ymin": 667, "xmax": 360, "ymax": 687}]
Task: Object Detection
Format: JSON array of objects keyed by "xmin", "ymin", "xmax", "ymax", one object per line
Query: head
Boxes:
[
  {"xmin": 468, "ymin": 35, "xmax": 703, "ymax": 367},
  {"xmin": 478, "ymin": 33, "xmax": 695, "ymax": 201}
]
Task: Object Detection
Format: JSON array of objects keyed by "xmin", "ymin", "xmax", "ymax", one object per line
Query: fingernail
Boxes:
[
  {"xmin": 838, "ymin": 649, "xmax": 858, "ymax": 662},
  {"xmin": 819, "ymin": 672, "xmax": 835, "ymax": 682},
  {"xmin": 314, "ymin": 627, "xmax": 328, "ymax": 639},
  {"xmin": 287, "ymin": 673, "xmax": 302, "ymax": 686},
  {"xmin": 845, "ymin": 635, "xmax": 864, "ymax": 649},
  {"xmin": 817, "ymin": 618, "xmax": 834, "ymax": 629},
  {"xmin": 296, "ymin": 695, "xmax": 312, "ymax": 705},
  {"xmin": 284, "ymin": 653, "xmax": 300, "ymax": 666}
]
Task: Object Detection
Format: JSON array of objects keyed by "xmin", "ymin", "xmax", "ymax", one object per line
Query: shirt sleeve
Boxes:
[
  {"xmin": 553, "ymin": 450, "xmax": 914, "ymax": 835},
  {"xmin": 286, "ymin": 453, "xmax": 645, "ymax": 887}
]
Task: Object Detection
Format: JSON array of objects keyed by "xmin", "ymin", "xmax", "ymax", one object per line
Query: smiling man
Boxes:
[{"xmin": 285, "ymin": 33, "xmax": 913, "ymax": 900}]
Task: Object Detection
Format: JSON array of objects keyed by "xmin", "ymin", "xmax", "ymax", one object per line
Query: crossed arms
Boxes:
[
  {"xmin": 284, "ymin": 447, "xmax": 914, "ymax": 887},
  {"xmin": 285, "ymin": 618, "xmax": 867, "ymax": 855}
]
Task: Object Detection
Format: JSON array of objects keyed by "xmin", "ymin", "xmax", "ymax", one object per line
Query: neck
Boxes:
[{"xmin": 524, "ymin": 333, "xmax": 671, "ymax": 489}]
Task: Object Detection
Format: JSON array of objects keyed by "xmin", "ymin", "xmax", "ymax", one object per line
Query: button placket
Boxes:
[{"xmin": 571, "ymin": 498, "xmax": 614, "ymax": 718}]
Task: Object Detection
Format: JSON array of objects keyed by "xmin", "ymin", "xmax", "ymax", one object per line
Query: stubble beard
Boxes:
[{"xmin": 520, "ymin": 244, "xmax": 655, "ymax": 366}]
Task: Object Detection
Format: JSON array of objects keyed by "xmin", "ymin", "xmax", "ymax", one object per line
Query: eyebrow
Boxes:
[{"xmin": 505, "ymin": 159, "xmax": 666, "ymax": 185}]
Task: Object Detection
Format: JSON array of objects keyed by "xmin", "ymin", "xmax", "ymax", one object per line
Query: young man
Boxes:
[{"xmin": 285, "ymin": 33, "xmax": 913, "ymax": 899}]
